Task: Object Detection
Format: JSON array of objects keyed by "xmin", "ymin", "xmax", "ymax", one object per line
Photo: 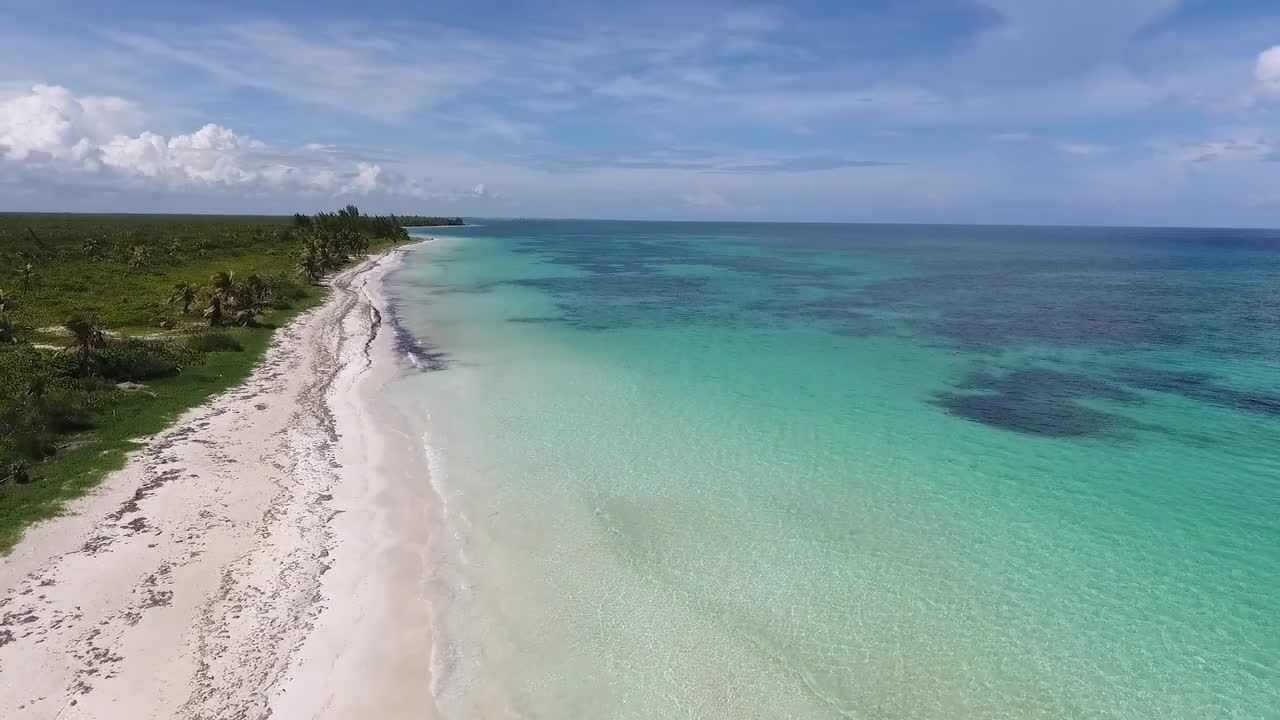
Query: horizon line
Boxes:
[{"xmin": 3, "ymin": 210, "xmax": 1279, "ymax": 233}]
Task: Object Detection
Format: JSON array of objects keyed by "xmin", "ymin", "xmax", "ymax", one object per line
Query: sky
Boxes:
[{"xmin": 3, "ymin": 0, "xmax": 1280, "ymax": 226}]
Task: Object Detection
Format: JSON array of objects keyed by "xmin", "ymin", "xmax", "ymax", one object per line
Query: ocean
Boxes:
[{"xmin": 383, "ymin": 221, "xmax": 1279, "ymax": 718}]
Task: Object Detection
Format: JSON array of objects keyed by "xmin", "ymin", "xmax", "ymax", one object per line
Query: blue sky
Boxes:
[{"xmin": 3, "ymin": 0, "xmax": 1280, "ymax": 226}]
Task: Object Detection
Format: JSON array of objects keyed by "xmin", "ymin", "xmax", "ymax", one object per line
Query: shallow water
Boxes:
[{"xmin": 383, "ymin": 221, "xmax": 1280, "ymax": 718}]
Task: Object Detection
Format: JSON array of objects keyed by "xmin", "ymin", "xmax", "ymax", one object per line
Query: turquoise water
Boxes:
[{"xmin": 385, "ymin": 221, "xmax": 1280, "ymax": 718}]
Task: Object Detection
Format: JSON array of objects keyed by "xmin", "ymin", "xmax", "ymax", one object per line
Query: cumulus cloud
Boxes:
[
  {"xmin": 98, "ymin": 124, "xmax": 270, "ymax": 186},
  {"xmin": 1256, "ymin": 46, "xmax": 1280, "ymax": 97},
  {"xmin": 0, "ymin": 84, "xmax": 141, "ymax": 163},
  {"xmin": 0, "ymin": 84, "xmax": 459, "ymax": 199},
  {"xmin": 341, "ymin": 162, "xmax": 382, "ymax": 194}
]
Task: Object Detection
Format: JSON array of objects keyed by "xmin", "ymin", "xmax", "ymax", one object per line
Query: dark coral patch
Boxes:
[
  {"xmin": 958, "ymin": 368, "xmax": 1141, "ymax": 404},
  {"xmin": 937, "ymin": 366, "xmax": 1139, "ymax": 438},
  {"xmin": 937, "ymin": 391, "xmax": 1118, "ymax": 437},
  {"xmin": 1111, "ymin": 365, "xmax": 1280, "ymax": 418}
]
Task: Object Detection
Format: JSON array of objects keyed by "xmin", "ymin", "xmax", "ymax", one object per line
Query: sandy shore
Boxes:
[{"xmin": 0, "ymin": 248, "xmax": 436, "ymax": 719}]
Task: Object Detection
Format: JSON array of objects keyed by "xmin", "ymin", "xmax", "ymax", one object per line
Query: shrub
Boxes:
[
  {"xmin": 33, "ymin": 388, "xmax": 93, "ymax": 433},
  {"xmin": 0, "ymin": 398, "xmax": 59, "ymax": 462},
  {"xmin": 0, "ymin": 345, "xmax": 66, "ymax": 393},
  {"xmin": 185, "ymin": 332, "xmax": 243, "ymax": 353},
  {"xmin": 2, "ymin": 459, "xmax": 32, "ymax": 485},
  {"xmin": 92, "ymin": 340, "xmax": 184, "ymax": 381},
  {"xmin": 265, "ymin": 271, "xmax": 308, "ymax": 307}
]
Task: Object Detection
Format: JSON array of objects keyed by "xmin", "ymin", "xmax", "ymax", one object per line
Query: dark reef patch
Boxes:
[
  {"xmin": 501, "ymin": 274, "xmax": 722, "ymax": 331},
  {"xmin": 959, "ymin": 368, "xmax": 1142, "ymax": 404},
  {"xmin": 1111, "ymin": 365, "xmax": 1280, "ymax": 419},
  {"xmin": 937, "ymin": 391, "xmax": 1119, "ymax": 438},
  {"xmin": 854, "ymin": 270, "xmax": 1198, "ymax": 353},
  {"xmin": 451, "ymin": 220, "xmax": 1280, "ymax": 375},
  {"xmin": 506, "ymin": 316, "xmax": 561, "ymax": 324},
  {"xmin": 738, "ymin": 294, "xmax": 889, "ymax": 337},
  {"xmin": 936, "ymin": 366, "xmax": 1140, "ymax": 438},
  {"xmin": 934, "ymin": 303, "xmax": 1189, "ymax": 353},
  {"xmin": 499, "ymin": 228, "xmax": 864, "ymax": 335}
]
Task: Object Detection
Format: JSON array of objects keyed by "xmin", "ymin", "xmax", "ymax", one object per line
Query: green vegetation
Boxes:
[
  {"xmin": 394, "ymin": 215, "xmax": 465, "ymax": 227},
  {"xmin": 0, "ymin": 207, "xmax": 418, "ymax": 551},
  {"xmin": 295, "ymin": 211, "xmax": 463, "ymax": 231}
]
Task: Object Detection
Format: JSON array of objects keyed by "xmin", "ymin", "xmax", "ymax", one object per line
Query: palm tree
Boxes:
[
  {"xmin": 17, "ymin": 263, "xmax": 34, "ymax": 291},
  {"xmin": 208, "ymin": 270, "xmax": 236, "ymax": 300},
  {"xmin": 61, "ymin": 314, "xmax": 108, "ymax": 370},
  {"xmin": 228, "ymin": 274, "xmax": 268, "ymax": 326},
  {"xmin": 201, "ymin": 292, "xmax": 225, "ymax": 326},
  {"xmin": 168, "ymin": 282, "xmax": 198, "ymax": 314},
  {"xmin": 336, "ymin": 227, "xmax": 368, "ymax": 255},
  {"xmin": 297, "ymin": 251, "xmax": 324, "ymax": 282},
  {"xmin": 232, "ymin": 308, "xmax": 258, "ymax": 326},
  {"xmin": 129, "ymin": 245, "xmax": 151, "ymax": 269},
  {"xmin": 200, "ymin": 271, "xmax": 242, "ymax": 327},
  {"xmin": 240, "ymin": 273, "xmax": 267, "ymax": 305}
]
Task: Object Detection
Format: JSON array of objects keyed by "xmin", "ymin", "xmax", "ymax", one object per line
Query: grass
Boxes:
[
  {"xmin": 0, "ymin": 213, "xmax": 297, "ymax": 330},
  {"xmin": 0, "ymin": 212, "xmax": 418, "ymax": 552}
]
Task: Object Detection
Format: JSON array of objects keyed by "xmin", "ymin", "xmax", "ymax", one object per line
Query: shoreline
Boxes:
[{"xmin": 0, "ymin": 245, "xmax": 436, "ymax": 718}]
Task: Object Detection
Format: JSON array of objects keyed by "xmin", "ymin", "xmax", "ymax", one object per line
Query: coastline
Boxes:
[{"xmin": 0, "ymin": 245, "xmax": 435, "ymax": 718}]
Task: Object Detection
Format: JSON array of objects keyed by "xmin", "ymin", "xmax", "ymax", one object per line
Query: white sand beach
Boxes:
[{"xmin": 0, "ymin": 248, "xmax": 436, "ymax": 719}]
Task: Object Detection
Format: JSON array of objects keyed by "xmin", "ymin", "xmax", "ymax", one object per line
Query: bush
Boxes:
[
  {"xmin": 264, "ymin": 272, "xmax": 308, "ymax": 309},
  {"xmin": 34, "ymin": 388, "xmax": 93, "ymax": 433},
  {"xmin": 185, "ymin": 332, "xmax": 243, "ymax": 353},
  {"xmin": 0, "ymin": 399, "xmax": 59, "ymax": 463},
  {"xmin": 1, "ymin": 459, "xmax": 32, "ymax": 485},
  {"xmin": 0, "ymin": 345, "xmax": 74, "ymax": 392},
  {"xmin": 265, "ymin": 271, "xmax": 307, "ymax": 298},
  {"xmin": 0, "ymin": 384, "xmax": 95, "ymax": 471},
  {"xmin": 92, "ymin": 340, "xmax": 184, "ymax": 381}
]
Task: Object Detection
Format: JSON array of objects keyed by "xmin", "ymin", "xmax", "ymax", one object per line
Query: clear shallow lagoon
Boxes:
[{"xmin": 385, "ymin": 221, "xmax": 1280, "ymax": 718}]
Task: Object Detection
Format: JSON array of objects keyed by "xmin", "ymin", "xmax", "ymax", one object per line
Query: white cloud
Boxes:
[
  {"xmin": 0, "ymin": 84, "xmax": 141, "ymax": 162},
  {"xmin": 1056, "ymin": 141, "xmax": 1109, "ymax": 156},
  {"xmin": 598, "ymin": 75, "xmax": 691, "ymax": 102},
  {"xmin": 521, "ymin": 97, "xmax": 578, "ymax": 114},
  {"xmin": 9, "ymin": 4, "xmax": 1257, "ymax": 140},
  {"xmin": 1149, "ymin": 132, "xmax": 1276, "ymax": 165},
  {"xmin": 341, "ymin": 162, "xmax": 382, "ymax": 194},
  {"xmin": 106, "ymin": 23, "xmax": 497, "ymax": 122},
  {"xmin": 5, "ymin": 7, "xmax": 1280, "ymax": 224},
  {"xmin": 1255, "ymin": 46, "xmax": 1280, "ymax": 97},
  {"xmin": 467, "ymin": 112, "xmax": 539, "ymax": 142},
  {"xmin": 0, "ymin": 84, "xmax": 431, "ymax": 198}
]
